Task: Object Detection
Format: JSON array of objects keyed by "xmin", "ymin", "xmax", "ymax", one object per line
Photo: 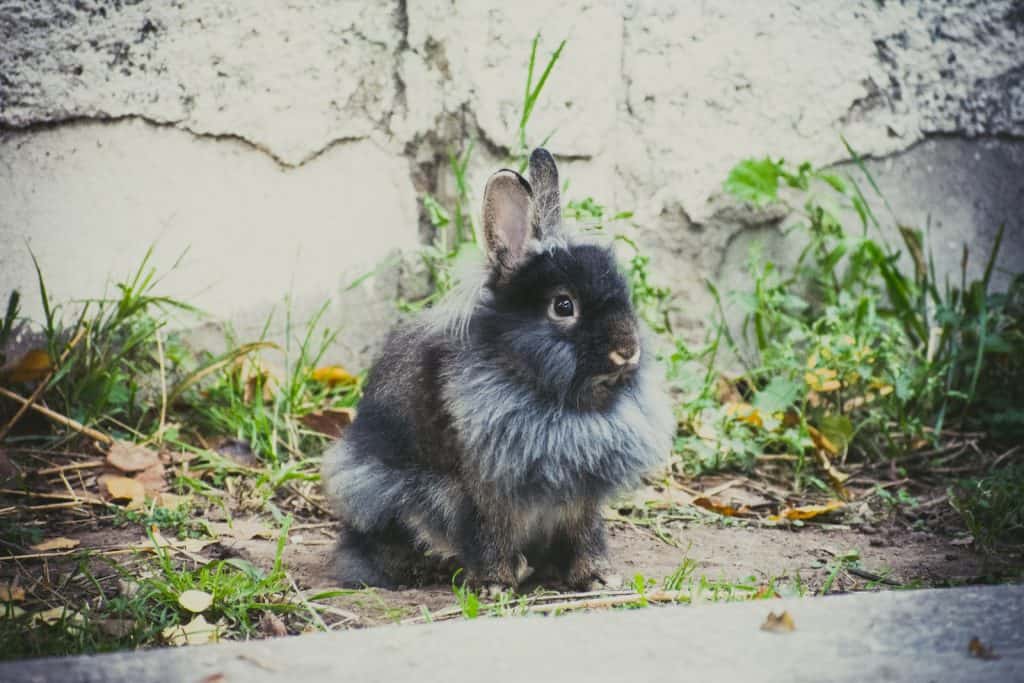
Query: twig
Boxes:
[
  {"xmin": 0, "ymin": 327, "xmax": 86, "ymax": 442},
  {"xmin": 36, "ymin": 459, "xmax": 105, "ymax": 476},
  {"xmin": 0, "ymin": 488, "xmax": 105, "ymax": 506},
  {"xmin": 155, "ymin": 328, "xmax": 168, "ymax": 444},
  {"xmin": 0, "ymin": 387, "xmax": 113, "ymax": 446},
  {"xmin": 846, "ymin": 566, "xmax": 901, "ymax": 586},
  {"xmin": 287, "ymin": 573, "xmax": 329, "ymax": 632}
]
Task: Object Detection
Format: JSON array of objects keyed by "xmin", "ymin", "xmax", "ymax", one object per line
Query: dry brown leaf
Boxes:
[
  {"xmin": 300, "ymin": 407, "xmax": 355, "ymax": 438},
  {"xmin": 760, "ymin": 610, "xmax": 796, "ymax": 633},
  {"xmin": 200, "ymin": 675, "xmax": 227, "ymax": 683},
  {"xmin": 2, "ymin": 348, "xmax": 52, "ymax": 383},
  {"xmin": 101, "ymin": 475, "xmax": 146, "ymax": 508},
  {"xmin": 178, "ymin": 589, "xmax": 213, "ymax": 613},
  {"xmin": 0, "ymin": 582, "xmax": 25, "ymax": 602},
  {"xmin": 968, "ymin": 636, "xmax": 999, "ymax": 660},
  {"xmin": 96, "ymin": 618, "xmax": 136, "ymax": 637},
  {"xmin": 106, "ymin": 441, "xmax": 161, "ymax": 472},
  {"xmin": 310, "ymin": 365, "xmax": 357, "ymax": 386},
  {"xmin": 812, "ymin": 448, "xmax": 851, "ymax": 499},
  {"xmin": 30, "ymin": 537, "xmax": 81, "ymax": 552},
  {"xmin": 769, "ymin": 500, "xmax": 844, "ymax": 522},
  {"xmin": 154, "ymin": 492, "xmax": 190, "ymax": 509},
  {"xmin": 260, "ymin": 611, "xmax": 288, "ymax": 638},
  {"xmin": 692, "ymin": 495, "xmax": 751, "ymax": 517},
  {"xmin": 133, "ymin": 462, "xmax": 168, "ymax": 495},
  {"xmin": 807, "ymin": 426, "xmax": 839, "ymax": 455},
  {"xmin": 162, "ymin": 614, "xmax": 220, "ymax": 646}
]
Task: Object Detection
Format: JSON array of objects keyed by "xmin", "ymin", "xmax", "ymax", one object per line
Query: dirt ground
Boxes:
[
  {"xmin": 3, "ymin": 446, "xmax": 1021, "ymax": 636},
  {"xmin": 225, "ymin": 510, "xmax": 1009, "ymax": 626}
]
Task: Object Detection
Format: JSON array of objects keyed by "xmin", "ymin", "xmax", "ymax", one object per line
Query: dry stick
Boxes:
[
  {"xmin": 154, "ymin": 328, "xmax": 168, "ymax": 444},
  {"xmin": 0, "ymin": 386, "xmax": 113, "ymax": 446},
  {"xmin": 0, "ymin": 488, "xmax": 105, "ymax": 506},
  {"xmin": 0, "ymin": 328, "xmax": 86, "ymax": 442},
  {"xmin": 35, "ymin": 460, "xmax": 105, "ymax": 476}
]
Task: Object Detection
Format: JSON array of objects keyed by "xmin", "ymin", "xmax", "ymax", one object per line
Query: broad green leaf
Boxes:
[
  {"xmin": 753, "ymin": 377, "xmax": 802, "ymax": 414},
  {"xmin": 723, "ymin": 158, "xmax": 784, "ymax": 205}
]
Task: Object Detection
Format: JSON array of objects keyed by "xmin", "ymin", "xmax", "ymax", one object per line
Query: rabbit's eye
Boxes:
[{"xmin": 550, "ymin": 294, "xmax": 575, "ymax": 318}]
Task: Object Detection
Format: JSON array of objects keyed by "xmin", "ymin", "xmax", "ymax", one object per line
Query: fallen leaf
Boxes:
[
  {"xmin": 0, "ymin": 605, "xmax": 26, "ymax": 620},
  {"xmin": 724, "ymin": 402, "xmax": 763, "ymax": 428},
  {"xmin": 101, "ymin": 475, "xmax": 146, "ymax": 508},
  {"xmin": 106, "ymin": 441, "xmax": 161, "ymax": 473},
  {"xmin": 300, "ymin": 407, "xmax": 355, "ymax": 438},
  {"xmin": 215, "ymin": 438, "xmax": 259, "ymax": 467},
  {"xmin": 311, "ymin": 365, "xmax": 357, "ymax": 386},
  {"xmin": 200, "ymin": 675, "xmax": 227, "ymax": 683},
  {"xmin": 162, "ymin": 614, "xmax": 220, "ymax": 646},
  {"xmin": 260, "ymin": 611, "xmax": 288, "ymax": 638},
  {"xmin": 96, "ymin": 617, "xmax": 136, "ymax": 638},
  {"xmin": 32, "ymin": 606, "xmax": 84, "ymax": 629},
  {"xmin": 769, "ymin": 500, "xmax": 844, "ymax": 522},
  {"xmin": 154, "ymin": 492, "xmax": 190, "ymax": 510},
  {"xmin": 133, "ymin": 462, "xmax": 167, "ymax": 495},
  {"xmin": 692, "ymin": 495, "xmax": 750, "ymax": 517},
  {"xmin": 968, "ymin": 636, "xmax": 999, "ymax": 660},
  {"xmin": 760, "ymin": 610, "xmax": 796, "ymax": 633},
  {"xmin": 2, "ymin": 349, "xmax": 52, "ymax": 383},
  {"xmin": 812, "ymin": 448, "xmax": 851, "ymax": 499},
  {"xmin": 807, "ymin": 425, "xmax": 839, "ymax": 455},
  {"xmin": 139, "ymin": 528, "xmax": 217, "ymax": 557},
  {"xmin": 0, "ymin": 582, "xmax": 25, "ymax": 602},
  {"xmin": 178, "ymin": 589, "xmax": 213, "ymax": 613},
  {"xmin": 30, "ymin": 537, "xmax": 81, "ymax": 552}
]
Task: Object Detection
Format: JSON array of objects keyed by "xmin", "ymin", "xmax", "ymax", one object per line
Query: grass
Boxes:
[{"xmin": 0, "ymin": 517, "xmax": 301, "ymax": 659}]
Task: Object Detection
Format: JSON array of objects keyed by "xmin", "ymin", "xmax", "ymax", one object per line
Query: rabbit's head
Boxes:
[{"xmin": 476, "ymin": 149, "xmax": 644, "ymax": 412}]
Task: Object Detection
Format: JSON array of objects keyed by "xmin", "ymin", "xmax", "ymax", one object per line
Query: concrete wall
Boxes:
[{"xmin": 1, "ymin": 1, "xmax": 1022, "ymax": 366}]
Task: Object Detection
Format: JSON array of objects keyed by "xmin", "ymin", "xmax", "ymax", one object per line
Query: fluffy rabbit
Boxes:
[{"xmin": 321, "ymin": 149, "xmax": 675, "ymax": 591}]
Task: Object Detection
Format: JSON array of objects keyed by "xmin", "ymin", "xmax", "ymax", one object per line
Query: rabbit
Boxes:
[{"xmin": 321, "ymin": 148, "xmax": 675, "ymax": 592}]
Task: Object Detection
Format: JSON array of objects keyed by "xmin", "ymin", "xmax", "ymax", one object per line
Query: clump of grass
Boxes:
[
  {"xmin": 671, "ymin": 146, "xmax": 1023, "ymax": 498},
  {"xmin": 950, "ymin": 465, "xmax": 1024, "ymax": 550},
  {"xmin": 0, "ymin": 519, "xmax": 302, "ymax": 660}
]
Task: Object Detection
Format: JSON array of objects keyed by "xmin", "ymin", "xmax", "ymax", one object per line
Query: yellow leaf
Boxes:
[
  {"xmin": 692, "ymin": 495, "xmax": 750, "ymax": 517},
  {"xmin": 724, "ymin": 402, "xmax": 763, "ymax": 428},
  {"xmin": 102, "ymin": 475, "xmax": 146, "ymax": 509},
  {"xmin": 807, "ymin": 426, "xmax": 838, "ymax": 455},
  {"xmin": 3, "ymin": 349, "xmax": 53, "ymax": 383},
  {"xmin": 0, "ymin": 582, "xmax": 25, "ymax": 602},
  {"xmin": 162, "ymin": 614, "xmax": 220, "ymax": 646},
  {"xmin": 769, "ymin": 500, "xmax": 844, "ymax": 521},
  {"xmin": 178, "ymin": 589, "xmax": 213, "ymax": 613},
  {"xmin": 154, "ymin": 493, "xmax": 190, "ymax": 510},
  {"xmin": 30, "ymin": 537, "xmax": 80, "ymax": 552},
  {"xmin": 311, "ymin": 365, "xmax": 357, "ymax": 386},
  {"xmin": 760, "ymin": 610, "xmax": 796, "ymax": 632}
]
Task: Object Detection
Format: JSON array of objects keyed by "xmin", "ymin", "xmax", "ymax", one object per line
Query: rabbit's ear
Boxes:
[
  {"xmin": 528, "ymin": 148, "xmax": 561, "ymax": 236},
  {"xmin": 483, "ymin": 169, "xmax": 535, "ymax": 276}
]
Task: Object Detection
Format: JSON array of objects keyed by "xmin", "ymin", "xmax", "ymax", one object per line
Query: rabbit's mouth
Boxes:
[{"xmin": 582, "ymin": 368, "xmax": 637, "ymax": 409}]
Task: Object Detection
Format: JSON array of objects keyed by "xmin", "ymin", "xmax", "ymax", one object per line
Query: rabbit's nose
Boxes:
[{"xmin": 609, "ymin": 346, "xmax": 641, "ymax": 367}]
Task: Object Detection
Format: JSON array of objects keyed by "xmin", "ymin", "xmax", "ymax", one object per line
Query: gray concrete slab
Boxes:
[{"xmin": 3, "ymin": 585, "xmax": 1023, "ymax": 683}]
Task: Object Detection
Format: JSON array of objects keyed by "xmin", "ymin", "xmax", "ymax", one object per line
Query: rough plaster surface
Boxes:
[{"xmin": 1, "ymin": 0, "xmax": 1022, "ymax": 365}]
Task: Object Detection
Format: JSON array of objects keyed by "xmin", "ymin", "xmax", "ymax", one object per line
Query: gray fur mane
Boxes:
[{"xmin": 442, "ymin": 342, "xmax": 675, "ymax": 496}]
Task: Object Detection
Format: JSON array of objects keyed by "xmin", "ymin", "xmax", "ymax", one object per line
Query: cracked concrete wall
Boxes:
[{"xmin": 1, "ymin": 0, "xmax": 1022, "ymax": 366}]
